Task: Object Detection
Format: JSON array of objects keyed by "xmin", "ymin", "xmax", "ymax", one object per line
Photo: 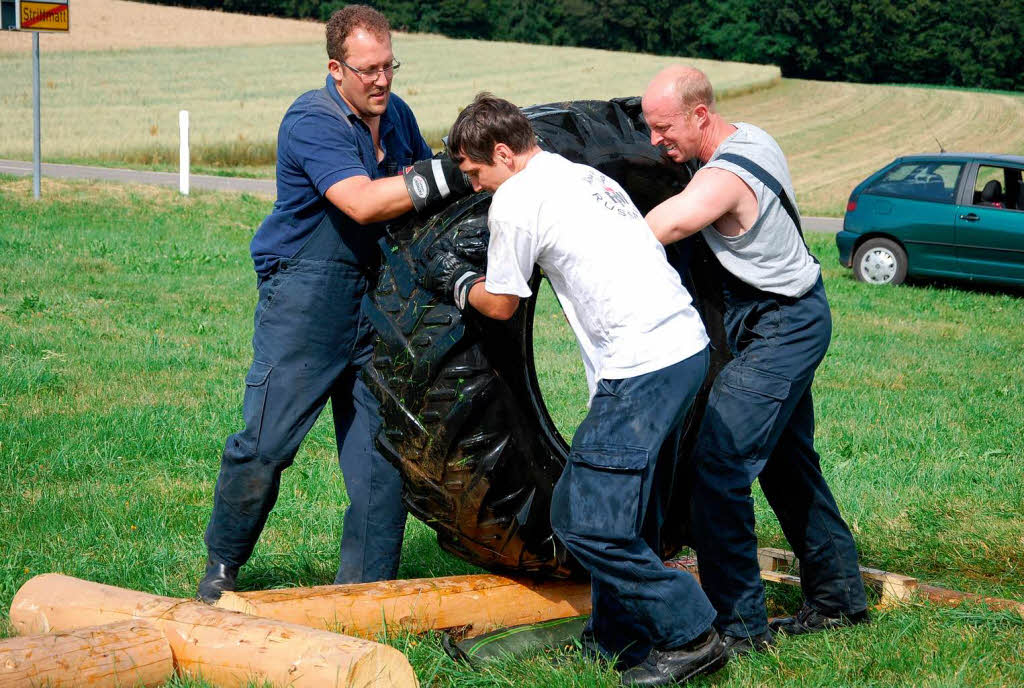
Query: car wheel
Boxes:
[
  {"xmin": 362, "ymin": 99, "xmax": 730, "ymax": 577},
  {"xmin": 852, "ymin": 238, "xmax": 908, "ymax": 285}
]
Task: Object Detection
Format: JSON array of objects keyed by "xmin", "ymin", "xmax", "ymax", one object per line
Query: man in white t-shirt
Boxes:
[{"xmin": 423, "ymin": 93, "xmax": 726, "ymax": 687}]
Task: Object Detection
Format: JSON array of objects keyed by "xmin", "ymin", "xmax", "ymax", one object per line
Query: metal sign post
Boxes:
[
  {"xmin": 3, "ymin": 0, "xmax": 69, "ymax": 199},
  {"xmin": 32, "ymin": 31, "xmax": 40, "ymax": 198}
]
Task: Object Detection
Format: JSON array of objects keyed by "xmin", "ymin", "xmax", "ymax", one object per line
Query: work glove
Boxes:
[
  {"xmin": 403, "ymin": 157, "xmax": 474, "ymax": 214},
  {"xmin": 423, "ymin": 242, "xmax": 484, "ymax": 311},
  {"xmin": 450, "ymin": 215, "xmax": 490, "ymax": 266}
]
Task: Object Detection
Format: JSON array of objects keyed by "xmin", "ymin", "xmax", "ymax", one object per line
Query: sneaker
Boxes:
[
  {"xmin": 196, "ymin": 558, "xmax": 238, "ymax": 604},
  {"xmin": 722, "ymin": 629, "xmax": 774, "ymax": 657},
  {"xmin": 619, "ymin": 628, "xmax": 728, "ymax": 687},
  {"xmin": 768, "ymin": 603, "xmax": 869, "ymax": 636}
]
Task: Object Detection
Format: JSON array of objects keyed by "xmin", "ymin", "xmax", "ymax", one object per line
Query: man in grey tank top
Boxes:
[{"xmin": 641, "ymin": 66, "xmax": 868, "ymax": 656}]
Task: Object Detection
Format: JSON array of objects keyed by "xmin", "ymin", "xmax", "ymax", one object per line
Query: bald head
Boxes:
[
  {"xmin": 642, "ymin": 65, "xmax": 715, "ymax": 116},
  {"xmin": 642, "ymin": 65, "xmax": 728, "ymax": 164}
]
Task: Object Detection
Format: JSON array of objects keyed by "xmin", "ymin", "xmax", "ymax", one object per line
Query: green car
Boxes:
[{"xmin": 836, "ymin": 153, "xmax": 1024, "ymax": 286}]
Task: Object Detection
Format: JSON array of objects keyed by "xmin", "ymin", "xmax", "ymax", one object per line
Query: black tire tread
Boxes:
[{"xmin": 363, "ymin": 99, "xmax": 726, "ymax": 577}]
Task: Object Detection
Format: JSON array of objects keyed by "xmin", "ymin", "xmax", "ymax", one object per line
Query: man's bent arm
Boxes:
[
  {"xmin": 468, "ymin": 284, "xmax": 520, "ymax": 321},
  {"xmin": 645, "ymin": 167, "xmax": 746, "ymax": 245},
  {"xmin": 325, "ymin": 175, "xmax": 413, "ymax": 225}
]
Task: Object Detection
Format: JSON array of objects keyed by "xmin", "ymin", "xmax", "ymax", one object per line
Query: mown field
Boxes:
[
  {"xmin": 0, "ymin": 0, "xmax": 324, "ymax": 53},
  {"xmin": 2, "ymin": 177, "xmax": 1023, "ymax": 686},
  {"xmin": 716, "ymin": 79, "xmax": 1024, "ymax": 216},
  {"xmin": 0, "ymin": 36, "xmax": 777, "ymax": 161},
  {"xmin": 5, "ymin": 35, "xmax": 1024, "ymax": 216}
]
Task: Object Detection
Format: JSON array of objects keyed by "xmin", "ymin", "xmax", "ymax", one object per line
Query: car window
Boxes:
[
  {"xmin": 866, "ymin": 162, "xmax": 963, "ymax": 204},
  {"xmin": 972, "ymin": 164, "xmax": 1024, "ymax": 211}
]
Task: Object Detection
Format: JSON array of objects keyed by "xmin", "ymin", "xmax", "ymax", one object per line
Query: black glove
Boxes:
[
  {"xmin": 423, "ymin": 246, "xmax": 484, "ymax": 310},
  {"xmin": 450, "ymin": 215, "xmax": 489, "ymax": 266},
  {"xmin": 403, "ymin": 157, "xmax": 474, "ymax": 214}
]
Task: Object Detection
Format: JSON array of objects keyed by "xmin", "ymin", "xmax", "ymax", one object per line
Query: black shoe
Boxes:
[
  {"xmin": 619, "ymin": 629, "xmax": 728, "ymax": 687},
  {"xmin": 722, "ymin": 629, "xmax": 774, "ymax": 657},
  {"xmin": 768, "ymin": 603, "xmax": 869, "ymax": 637},
  {"xmin": 196, "ymin": 558, "xmax": 238, "ymax": 604}
]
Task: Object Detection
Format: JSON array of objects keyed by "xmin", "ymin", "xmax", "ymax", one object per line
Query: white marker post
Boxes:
[{"xmin": 179, "ymin": 109, "xmax": 189, "ymax": 195}]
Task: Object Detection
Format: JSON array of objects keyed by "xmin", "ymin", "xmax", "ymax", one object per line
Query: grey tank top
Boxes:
[{"xmin": 702, "ymin": 123, "xmax": 819, "ymax": 298}]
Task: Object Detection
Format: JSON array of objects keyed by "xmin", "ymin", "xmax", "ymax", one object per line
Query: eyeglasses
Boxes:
[{"xmin": 339, "ymin": 58, "xmax": 401, "ymax": 82}]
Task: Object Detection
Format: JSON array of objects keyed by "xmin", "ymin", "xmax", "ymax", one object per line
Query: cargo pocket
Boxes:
[
  {"xmin": 700, "ymin": 365, "xmax": 791, "ymax": 461},
  {"xmin": 241, "ymin": 360, "xmax": 273, "ymax": 452},
  {"xmin": 564, "ymin": 445, "xmax": 649, "ymax": 542}
]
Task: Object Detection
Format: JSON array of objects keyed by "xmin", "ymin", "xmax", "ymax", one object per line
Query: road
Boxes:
[
  {"xmin": 0, "ymin": 159, "xmax": 275, "ymax": 195},
  {"xmin": 0, "ymin": 159, "xmax": 843, "ymax": 233}
]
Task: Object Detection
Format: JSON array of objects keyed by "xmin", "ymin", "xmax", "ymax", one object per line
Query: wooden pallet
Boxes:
[
  {"xmin": 757, "ymin": 547, "xmax": 919, "ymax": 606},
  {"xmin": 669, "ymin": 547, "xmax": 1023, "ymax": 616}
]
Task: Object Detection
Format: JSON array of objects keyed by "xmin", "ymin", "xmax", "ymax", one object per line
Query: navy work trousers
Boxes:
[
  {"xmin": 551, "ymin": 349, "xmax": 716, "ymax": 667},
  {"xmin": 691, "ymin": 275, "xmax": 866, "ymax": 638},
  {"xmin": 204, "ymin": 216, "xmax": 406, "ymax": 584}
]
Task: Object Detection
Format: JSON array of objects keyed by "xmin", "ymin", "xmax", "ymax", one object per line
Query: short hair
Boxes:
[
  {"xmin": 675, "ymin": 67, "xmax": 716, "ymax": 112},
  {"xmin": 325, "ymin": 5, "xmax": 391, "ymax": 62},
  {"xmin": 448, "ymin": 93, "xmax": 535, "ymax": 165}
]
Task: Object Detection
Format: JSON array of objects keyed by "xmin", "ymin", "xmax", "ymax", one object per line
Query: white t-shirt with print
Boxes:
[{"xmin": 484, "ymin": 151, "xmax": 709, "ymax": 395}]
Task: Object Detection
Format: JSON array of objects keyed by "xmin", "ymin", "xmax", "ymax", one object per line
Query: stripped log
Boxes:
[
  {"xmin": 9, "ymin": 574, "xmax": 418, "ymax": 688},
  {"xmin": 214, "ymin": 550, "xmax": 1021, "ymax": 641},
  {"xmin": 216, "ymin": 552, "xmax": 1023, "ymax": 640},
  {"xmin": 0, "ymin": 619, "xmax": 173, "ymax": 688},
  {"xmin": 216, "ymin": 573, "xmax": 591, "ymax": 638},
  {"xmin": 918, "ymin": 583, "xmax": 1024, "ymax": 618}
]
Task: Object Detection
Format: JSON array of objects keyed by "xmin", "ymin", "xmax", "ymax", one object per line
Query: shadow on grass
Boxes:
[
  {"xmin": 904, "ymin": 276, "xmax": 1024, "ymax": 298},
  {"xmin": 839, "ymin": 271, "xmax": 1024, "ymax": 298}
]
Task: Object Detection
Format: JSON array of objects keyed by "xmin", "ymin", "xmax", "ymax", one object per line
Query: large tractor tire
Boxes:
[{"xmin": 362, "ymin": 99, "xmax": 728, "ymax": 578}]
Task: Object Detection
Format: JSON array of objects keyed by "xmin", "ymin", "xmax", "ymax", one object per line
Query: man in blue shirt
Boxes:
[{"xmin": 198, "ymin": 4, "xmax": 471, "ymax": 603}]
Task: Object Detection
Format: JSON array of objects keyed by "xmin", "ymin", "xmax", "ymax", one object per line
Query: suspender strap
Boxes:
[
  {"xmin": 715, "ymin": 152, "xmax": 803, "ymax": 238},
  {"xmin": 319, "ymin": 86, "xmax": 354, "ymax": 129}
]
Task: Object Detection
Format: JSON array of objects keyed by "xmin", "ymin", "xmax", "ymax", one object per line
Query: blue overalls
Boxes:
[
  {"xmin": 550, "ymin": 349, "xmax": 716, "ymax": 668},
  {"xmin": 204, "ymin": 81, "xmax": 430, "ymax": 584},
  {"xmin": 690, "ymin": 270, "xmax": 867, "ymax": 638}
]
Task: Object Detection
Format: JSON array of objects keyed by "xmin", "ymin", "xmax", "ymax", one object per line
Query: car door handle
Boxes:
[{"xmin": 959, "ymin": 213, "xmax": 980, "ymax": 222}]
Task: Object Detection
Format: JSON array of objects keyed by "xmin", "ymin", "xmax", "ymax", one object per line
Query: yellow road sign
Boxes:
[{"xmin": 19, "ymin": 0, "xmax": 69, "ymax": 32}]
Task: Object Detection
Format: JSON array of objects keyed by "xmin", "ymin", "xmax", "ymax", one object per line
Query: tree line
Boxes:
[{"xmin": 147, "ymin": 0, "xmax": 1024, "ymax": 92}]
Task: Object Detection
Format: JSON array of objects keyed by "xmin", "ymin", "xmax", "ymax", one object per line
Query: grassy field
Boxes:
[{"xmin": 2, "ymin": 176, "xmax": 1023, "ymax": 686}]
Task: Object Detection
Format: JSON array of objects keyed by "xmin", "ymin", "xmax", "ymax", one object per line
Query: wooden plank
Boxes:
[
  {"xmin": 757, "ymin": 547, "xmax": 795, "ymax": 572},
  {"xmin": 858, "ymin": 566, "xmax": 919, "ymax": 605},
  {"xmin": 760, "ymin": 570, "xmax": 802, "ymax": 586}
]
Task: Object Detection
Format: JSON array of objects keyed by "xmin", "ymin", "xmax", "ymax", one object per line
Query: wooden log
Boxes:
[
  {"xmin": 918, "ymin": 583, "xmax": 1024, "ymax": 618},
  {"xmin": 9, "ymin": 574, "xmax": 417, "ymax": 688},
  {"xmin": 215, "ymin": 573, "xmax": 592, "ymax": 638},
  {"xmin": 0, "ymin": 619, "xmax": 173, "ymax": 688}
]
